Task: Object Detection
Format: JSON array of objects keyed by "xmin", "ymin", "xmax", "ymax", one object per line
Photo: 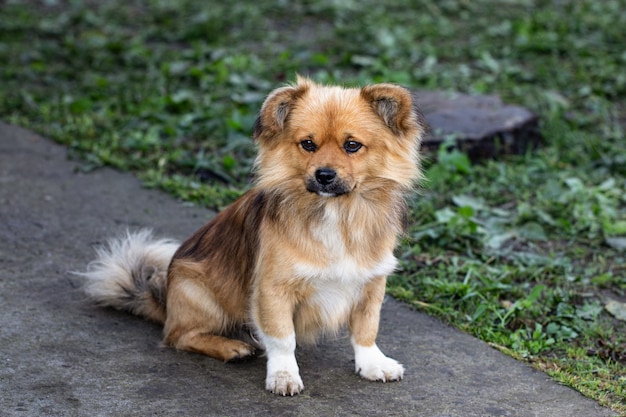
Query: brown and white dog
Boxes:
[{"xmin": 81, "ymin": 76, "xmax": 425, "ymax": 395}]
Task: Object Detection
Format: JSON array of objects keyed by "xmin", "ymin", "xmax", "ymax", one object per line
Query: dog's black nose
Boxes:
[{"xmin": 315, "ymin": 168, "xmax": 336, "ymax": 185}]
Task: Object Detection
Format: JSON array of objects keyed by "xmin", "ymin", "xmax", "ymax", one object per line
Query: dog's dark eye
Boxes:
[
  {"xmin": 344, "ymin": 140, "xmax": 363, "ymax": 154},
  {"xmin": 300, "ymin": 139, "xmax": 317, "ymax": 152}
]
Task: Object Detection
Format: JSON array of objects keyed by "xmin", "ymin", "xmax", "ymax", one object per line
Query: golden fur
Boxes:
[{"xmin": 80, "ymin": 76, "xmax": 425, "ymax": 395}]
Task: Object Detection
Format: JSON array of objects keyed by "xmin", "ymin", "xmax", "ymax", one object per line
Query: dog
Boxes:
[{"xmin": 80, "ymin": 76, "xmax": 425, "ymax": 395}]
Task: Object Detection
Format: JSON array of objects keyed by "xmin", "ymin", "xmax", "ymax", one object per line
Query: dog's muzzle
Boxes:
[{"xmin": 306, "ymin": 168, "xmax": 351, "ymax": 197}]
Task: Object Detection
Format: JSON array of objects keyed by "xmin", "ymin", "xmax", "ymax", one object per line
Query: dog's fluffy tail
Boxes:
[{"xmin": 78, "ymin": 229, "xmax": 180, "ymax": 324}]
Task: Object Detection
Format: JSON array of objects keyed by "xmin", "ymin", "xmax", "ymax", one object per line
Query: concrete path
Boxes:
[{"xmin": 0, "ymin": 122, "xmax": 615, "ymax": 417}]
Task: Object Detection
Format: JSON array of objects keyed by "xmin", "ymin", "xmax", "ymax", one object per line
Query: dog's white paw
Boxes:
[
  {"xmin": 356, "ymin": 355, "xmax": 404, "ymax": 382},
  {"xmin": 354, "ymin": 343, "xmax": 404, "ymax": 382},
  {"xmin": 261, "ymin": 333, "xmax": 304, "ymax": 395},
  {"xmin": 265, "ymin": 369, "xmax": 304, "ymax": 396}
]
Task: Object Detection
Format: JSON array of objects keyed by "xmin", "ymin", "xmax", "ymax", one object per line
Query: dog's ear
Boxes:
[
  {"xmin": 360, "ymin": 84, "xmax": 426, "ymax": 137},
  {"xmin": 253, "ymin": 76, "xmax": 311, "ymax": 143}
]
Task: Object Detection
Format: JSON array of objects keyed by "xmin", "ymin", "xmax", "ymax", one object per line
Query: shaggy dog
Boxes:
[{"xmin": 81, "ymin": 76, "xmax": 425, "ymax": 395}]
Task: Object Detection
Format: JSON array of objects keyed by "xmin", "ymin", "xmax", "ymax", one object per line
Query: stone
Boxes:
[{"xmin": 413, "ymin": 90, "xmax": 542, "ymax": 160}]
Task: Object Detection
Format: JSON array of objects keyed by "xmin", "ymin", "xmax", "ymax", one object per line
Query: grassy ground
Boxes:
[{"xmin": 1, "ymin": 0, "xmax": 625, "ymax": 413}]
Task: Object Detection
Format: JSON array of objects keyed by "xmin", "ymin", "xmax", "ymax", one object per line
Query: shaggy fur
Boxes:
[{"xmin": 80, "ymin": 76, "xmax": 425, "ymax": 395}]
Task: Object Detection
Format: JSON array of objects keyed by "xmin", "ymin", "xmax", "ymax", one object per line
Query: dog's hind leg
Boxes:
[
  {"xmin": 163, "ymin": 272, "xmax": 255, "ymax": 362},
  {"xmin": 169, "ymin": 330, "xmax": 255, "ymax": 362}
]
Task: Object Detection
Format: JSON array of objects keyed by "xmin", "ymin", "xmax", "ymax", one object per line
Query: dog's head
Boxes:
[{"xmin": 253, "ymin": 76, "xmax": 426, "ymax": 198}]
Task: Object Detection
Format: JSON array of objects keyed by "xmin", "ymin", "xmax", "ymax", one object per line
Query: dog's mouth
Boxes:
[
  {"xmin": 305, "ymin": 168, "xmax": 352, "ymax": 197},
  {"xmin": 313, "ymin": 189, "xmax": 347, "ymax": 198}
]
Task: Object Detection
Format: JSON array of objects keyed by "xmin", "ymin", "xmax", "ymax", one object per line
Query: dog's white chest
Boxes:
[{"xmin": 310, "ymin": 278, "xmax": 361, "ymax": 323}]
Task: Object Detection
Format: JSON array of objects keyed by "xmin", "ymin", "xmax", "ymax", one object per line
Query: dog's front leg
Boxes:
[
  {"xmin": 350, "ymin": 275, "xmax": 404, "ymax": 382},
  {"xmin": 253, "ymin": 279, "xmax": 304, "ymax": 396},
  {"xmin": 261, "ymin": 331, "xmax": 303, "ymax": 395}
]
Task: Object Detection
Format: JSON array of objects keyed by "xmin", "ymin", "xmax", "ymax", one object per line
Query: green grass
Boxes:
[{"xmin": 1, "ymin": 0, "xmax": 625, "ymax": 413}]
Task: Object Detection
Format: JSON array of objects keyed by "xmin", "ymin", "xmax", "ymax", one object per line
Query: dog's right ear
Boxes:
[{"xmin": 253, "ymin": 77, "xmax": 311, "ymax": 143}]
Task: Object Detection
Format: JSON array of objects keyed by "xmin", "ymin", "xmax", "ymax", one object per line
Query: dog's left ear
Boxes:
[
  {"xmin": 360, "ymin": 84, "xmax": 426, "ymax": 137},
  {"xmin": 253, "ymin": 76, "xmax": 311, "ymax": 143}
]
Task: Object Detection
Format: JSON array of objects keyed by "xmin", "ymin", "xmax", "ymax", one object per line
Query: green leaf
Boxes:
[
  {"xmin": 485, "ymin": 231, "xmax": 515, "ymax": 250},
  {"xmin": 435, "ymin": 207, "xmax": 456, "ymax": 223},
  {"xmin": 603, "ymin": 220, "xmax": 626, "ymax": 236},
  {"xmin": 67, "ymin": 97, "xmax": 92, "ymax": 114},
  {"xmin": 605, "ymin": 300, "xmax": 626, "ymax": 321},
  {"xmin": 522, "ymin": 284, "xmax": 546, "ymax": 307},
  {"xmin": 222, "ymin": 154, "xmax": 236, "ymax": 170},
  {"xmin": 517, "ymin": 221, "xmax": 547, "ymax": 241},
  {"xmin": 457, "ymin": 205, "xmax": 474, "ymax": 218},
  {"xmin": 452, "ymin": 195, "xmax": 485, "ymax": 211}
]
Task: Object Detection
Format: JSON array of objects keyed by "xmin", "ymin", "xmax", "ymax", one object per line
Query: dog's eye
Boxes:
[
  {"xmin": 300, "ymin": 139, "xmax": 317, "ymax": 152},
  {"xmin": 344, "ymin": 140, "xmax": 363, "ymax": 153}
]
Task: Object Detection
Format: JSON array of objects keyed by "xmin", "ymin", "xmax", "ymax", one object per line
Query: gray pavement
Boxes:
[{"xmin": 0, "ymin": 122, "xmax": 615, "ymax": 416}]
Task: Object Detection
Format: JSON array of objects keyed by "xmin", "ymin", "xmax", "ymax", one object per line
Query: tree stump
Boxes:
[{"xmin": 413, "ymin": 90, "xmax": 542, "ymax": 160}]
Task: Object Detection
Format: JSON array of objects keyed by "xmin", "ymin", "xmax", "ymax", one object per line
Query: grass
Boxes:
[{"xmin": 1, "ymin": 0, "xmax": 625, "ymax": 413}]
